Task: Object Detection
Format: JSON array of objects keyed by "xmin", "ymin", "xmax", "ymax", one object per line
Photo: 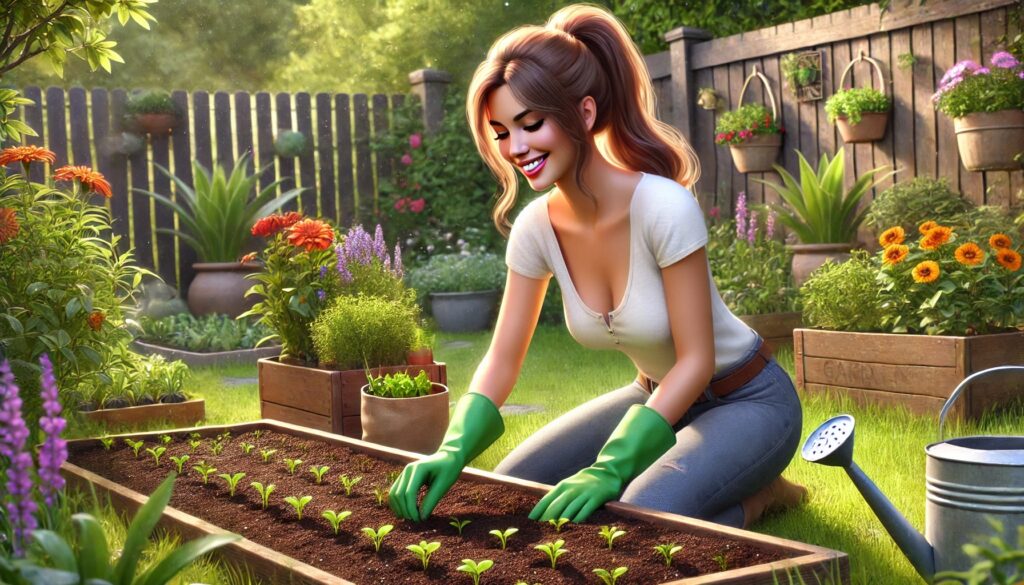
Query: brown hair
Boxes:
[{"xmin": 467, "ymin": 4, "xmax": 700, "ymax": 236}]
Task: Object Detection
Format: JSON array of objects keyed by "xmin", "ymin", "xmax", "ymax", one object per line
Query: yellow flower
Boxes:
[
  {"xmin": 918, "ymin": 220, "xmax": 938, "ymax": 235},
  {"xmin": 882, "ymin": 244, "xmax": 909, "ymax": 265},
  {"xmin": 920, "ymin": 226, "xmax": 952, "ymax": 250},
  {"xmin": 879, "ymin": 226, "xmax": 905, "ymax": 247},
  {"xmin": 912, "ymin": 261, "xmax": 940, "ymax": 283},
  {"xmin": 989, "ymin": 233, "xmax": 1012, "ymax": 250},
  {"xmin": 954, "ymin": 243, "xmax": 984, "ymax": 266},
  {"xmin": 996, "ymin": 249, "xmax": 1022, "ymax": 272}
]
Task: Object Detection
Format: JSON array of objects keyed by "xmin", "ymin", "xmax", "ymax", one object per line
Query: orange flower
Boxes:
[
  {"xmin": 912, "ymin": 261, "xmax": 940, "ymax": 283},
  {"xmin": 989, "ymin": 233, "xmax": 1012, "ymax": 250},
  {"xmin": 87, "ymin": 310, "xmax": 106, "ymax": 331},
  {"xmin": 0, "ymin": 208, "xmax": 19, "ymax": 244},
  {"xmin": 251, "ymin": 212, "xmax": 304, "ymax": 238},
  {"xmin": 239, "ymin": 252, "xmax": 258, "ymax": 264},
  {"xmin": 287, "ymin": 219, "xmax": 334, "ymax": 251},
  {"xmin": 954, "ymin": 242, "xmax": 984, "ymax": 266},
  {"xmin": 281, "ymin": 211, "xmax": 302, "ymax": 228},
  {"xmin": 918, "ymin": 220, "xmax": 938, "ymax": 235},
  {"xmin": 920, "ymin": 226, "xmax": 952, "ymax": 250},
  {"xmin": 882, "ymin": 244, "xmax": 909, "ymax": 265},
  {"xmin": 0, "ymin": 146, "xmax": 56, "ymax": 167},
  {"xmin": 53, "ymin": 165, "xmax": 112, "ymax": 198},
  {"xmin": 879, "ymin": 226, "xmax": 905, "ymax": 247},
  {"xmin": 996, "ymin": 248, "xmax": 1022, "ymax": 272}
]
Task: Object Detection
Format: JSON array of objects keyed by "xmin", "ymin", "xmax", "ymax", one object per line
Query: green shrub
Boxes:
[
  {"xmin": 706, "ymin": 215, "xmax": 799, "ymax": 315},
  {"xmin": 125, "ymin": 89, "xmax": 179, "ymax": 115},
  {"xmin": 311, "ymin": 295, "xmax": 418, "ymax": 370},
  {"xmin": 864, "ymin": 177, "xmax": 970, "ymax": 235},
  {"xmin": 407, "ymin": 253, "xmax": 506, "ymax": 299},
  {"xmin": 800, "ymin": 251, "xmax": 884, "ymax": 331},
  {"xmin": 825, "ymin": 88, "xmax": 890, "ymax": 125}
]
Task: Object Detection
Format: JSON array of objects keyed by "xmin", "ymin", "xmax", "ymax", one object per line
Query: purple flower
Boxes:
[
  {"xmin": 372, "ymin": 224, "xmax": 387, "ymax": 261},
  {"xmin": 973, "ymin": 67, "xmax": 991, "ymax": 75},
  {"xmin": 766, "ymin": 210, "xmax": 776, "ymax": 240},
  {"xmin": 393, "ymin": 243, "xmax": 404, "ymax": 279},
  {"xmin": 335, "ymin": 244, "xmax": 352, "ymax": 283},
  {"xmin": 319, "ymin": 265, "xmax": 328, "ymax": 279},
  {"xmin": 747, "ymin": 213, "xmax": 758, "ymax": 245},
  {"xmin": 37, "ymin": 354, "xmax": 66, "ymax": 508},
  {"xmin": 991, "ymin": 51, "xmax": 1020, "ymax": 69},
  {"xmin": 316, "ymin": 289, "xmax": 326, "ymax": 301},
  {"xmin": 735, "ymin": 192, "xmax": 748, "ymax": 241},
  {"xmin": 0, "ymin": 360, "xmax": 38, "ymax": 558},
  {"xmin": 343, "ymin": 225, "xmax": 374, "ymax": 266},
  {"xmin": 939, "ymin": 60, "xmax": 982, "ymax": 88}
]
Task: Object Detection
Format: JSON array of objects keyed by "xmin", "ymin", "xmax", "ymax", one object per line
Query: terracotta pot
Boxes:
[
  {"xmin": 788, "ymin": 242, "xmax": 856, "ymax": 287},
  {"xmin": 187, "ymin": 262, "xmax": 260, "ymax": 317},
  {"xmin": 133, "ymin": 113, "xmax": 178, "ymax": 136},
  {"xmin": 953, "ymin": 110, "xmax": 1024, "ymax": 172},
  {"xmin": 728, "ymin": 134, "xmax": 782, "ymax": 173},
  {"xmin": 360, "ymin": 382, "xmax": 449, "ymax": 454},
  {"xmin": 836, "ymin": 112, "xmax": 889, "ymax": 143},
  {"xmin": 406, "ymin": 347, "xmax": 434, "ymax": 366}
]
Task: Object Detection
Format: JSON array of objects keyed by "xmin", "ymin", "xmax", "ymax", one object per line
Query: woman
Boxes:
[{"xmin": 390, "ymin": 4, "xmax": 806, "ymax": 528}]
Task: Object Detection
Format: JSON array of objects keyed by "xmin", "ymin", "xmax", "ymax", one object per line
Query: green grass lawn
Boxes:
[{"xmin": 68, "ymin": 325, "xmax": 1024, "ymax": 584}]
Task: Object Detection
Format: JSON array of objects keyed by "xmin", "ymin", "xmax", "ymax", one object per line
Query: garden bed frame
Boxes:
[
  {"xmin": 794, "ymin": 329, "xmax": 1024, "ymax": 419},
  {"xmin": 79, "ymin": 399, "xmax": 205, "ymax": 427},
  {"xmin": 62, "ymin": 419, "xmax": 847, "ymax": 585},
  {"xmin": 131, "ymin": 340, "xmax": 282, "ymax": 368}
]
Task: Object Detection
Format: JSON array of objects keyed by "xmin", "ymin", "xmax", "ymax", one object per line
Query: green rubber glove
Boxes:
[
  {"xmin": 390, "ymin": 392, "xmax": 504, "ymax": 522},
  {"xmin": 529, "ymin": 404, "xmax": 676, "ymax": 523}
]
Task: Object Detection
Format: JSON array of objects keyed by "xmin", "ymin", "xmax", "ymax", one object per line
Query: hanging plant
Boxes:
[
  {"xmin": 780, "ymin": 51, "xmax": 823, "ymax": 101},
  {"xmin": 274, "ymin": 130, "xmax": 308, "ymax": 158}
]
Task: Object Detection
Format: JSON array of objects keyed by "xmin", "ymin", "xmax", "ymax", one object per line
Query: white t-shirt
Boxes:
[{"xmin": 506, "ymin": 172, "xmax": 757, "ymax": 381}]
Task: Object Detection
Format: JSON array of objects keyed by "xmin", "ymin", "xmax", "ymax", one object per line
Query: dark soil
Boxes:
[{"xmin": 69, "ymin": 429, "xmax": 793, "ymax": 584}]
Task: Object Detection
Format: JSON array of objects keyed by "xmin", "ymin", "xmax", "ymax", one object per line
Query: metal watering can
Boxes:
[{"xmin": 802, "ymin": 365, "xmax": 1024, "ymax": 583}]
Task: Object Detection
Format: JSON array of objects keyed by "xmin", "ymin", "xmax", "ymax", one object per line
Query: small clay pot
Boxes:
[{"xmin": 406, "ymin": 347, "xmax": 434, "ymax": 366}]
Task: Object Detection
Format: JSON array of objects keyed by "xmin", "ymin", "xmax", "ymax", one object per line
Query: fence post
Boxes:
[
  {"xmin": 408, "ymin": 68, "xmax": 452, "ymax": 134},
  {"xmin": 664, "ymin": 27, "xmax": 712, "ymax": 141}
]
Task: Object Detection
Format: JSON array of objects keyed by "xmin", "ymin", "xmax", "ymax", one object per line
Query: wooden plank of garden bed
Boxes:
[
  {"xmin": 258, "ymin": 363, "xmax": 334, "ymax": 416},
  {"xmin": 797, "ymin": 329, "xmax": 958, "ymax": 366},
  {"xmin": 259, "ymin": 402, "xmax": 332, "ymax": 433},
  {"xmin": 804, "ymin": 382, "xmax": 949, "ymax": 417},
  {"xmin": 79, "ymin": 399, "xmax": 205, "ymax": 427},
  {"xmin": 802, "ymin": 357, "xmax": 961, "ymax": 398},
  {"xmin": 964, "ymin": 332, "xmax": 1024, "ymax": 418}
]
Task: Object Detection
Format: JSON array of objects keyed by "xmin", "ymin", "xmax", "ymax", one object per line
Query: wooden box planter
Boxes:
[
  {"xmin": 62, "ymin": 419, "xmax": 848, "ymax": 584},
  {"xmin": 794, "ymin": 329, "xmax": 1024, "ymax": 419},
  {"xmin": 79, "ymin": 399, "xmax": 205, "ymax": 427},
  {"xmin": 258, "ymin": 358, "xmax": 447, "ymax": 439},
  {"xmin": 739, "ymin": 312, "xmax": 803, "ymax": 354},
  {"xmin": 132, "ymin": 340, "xmax": 281, "ymax": 368}
]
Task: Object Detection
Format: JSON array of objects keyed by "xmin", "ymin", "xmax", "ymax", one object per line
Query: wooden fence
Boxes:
[{"xmin": 658, "ymin": 0, "xmax": 1022, "ymax": 224}]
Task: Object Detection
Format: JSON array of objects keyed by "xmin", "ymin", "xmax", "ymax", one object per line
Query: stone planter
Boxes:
[
  {"xmin": 257, "ymin": 357, "xmax": 447, "ymax": 438},
  {"xmin": 794, "ymin": 329, "xmax": 1024, "ymax": 420},
  {"xmin": 953, "ymin": 110, "xmax": 1024, "ymax": 172},
  {"xmin": 788, "ymin": 243, "xmax": 856, "ymax": 287},
  {"xmin": 79, "ymin": 399, "xmax": 205, "ymax": 427},
  {"xmin": 836, "ymin": 112, "xmax": 888, "ymax": 143},
  {"xmin": 729, "ymin": 134, "xmax": 782, "ymax": 173},
  {"xmin": 429, "ymin": 290, "xmax": 499, "ymax": 332},
  {"xmin": 187, "ymin": 261, "xmax": 260, "ymax": 318},
  {"xmin": 131, "ymin": 339, "xmax": 281, "ymax": 368},
  {"xmin": 360, "ymin": 382, "xmax": 449, "ymax": 454},
  {"xmin": 739, "ymin": 312, "xmax": 803, "ymax": 353}
]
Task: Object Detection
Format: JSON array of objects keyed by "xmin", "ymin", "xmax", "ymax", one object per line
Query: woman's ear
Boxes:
[{"xmin": 579, "ymin": 96, "xmax": 597, "ymax": 132}]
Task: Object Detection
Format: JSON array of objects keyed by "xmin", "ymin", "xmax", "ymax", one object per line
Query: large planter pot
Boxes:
[
  {"xmin": 429, "ymin": 289, "xmax": 499, "ymax": 332},
  {"xmin": 794, "ymin": 329, "xmax": 1024, "ymax": 420},
  {"xmin": 79, "ymin": 399, "xmax": 205, "ymax": 427},
  {"xmin": 187, "ymin": 262, "xmax": 260, "ymax": 318},
  {"xmin": 257, "ymin": 357, "xmax": 447, "ymax": 438},
  {"xmin": 953, "ymin": 110, "xmax": 1024, "ymax": 172},
  {"xmin": 132, "ymin": 113, "xmax": 178, "ymax": 136},
  {"xmin": 788, "ymin": 242, "xmax": 856, "ymax": 287},
  {"xmin": 739, "ymin": 312, "xmax": 803, "ymax": 353},
  {"xmin": 728, "ymin": 134, "xmax": 782, "ymax": 173},
  {"xmin": 360, "ymin": 382, "xmax": 449, "ymax": 454},
  {"xmin": 836, "ymin": 112, "xmax": 888, "ymax": 143}
]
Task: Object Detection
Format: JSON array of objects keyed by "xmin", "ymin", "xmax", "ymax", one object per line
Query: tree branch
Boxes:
[
  {"xmin": 0, "ymin": 44, "xmax": 48, "ymax": 76},
  {"xmin": 0, "ymin": 0, "xmax": 71, "ymax": 66}
]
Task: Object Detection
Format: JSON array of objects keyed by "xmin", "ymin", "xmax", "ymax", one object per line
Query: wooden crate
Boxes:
[
  {"xmin": 794, "ymin": 329, "xmax": 1024, "ymax": 419},
  {"xmin": 79, "ymin": 399, "xmax": 205, "ymax": 427},
  {"xmin": 740, "ymin": 312, "xmax": 803, "ymax": 354},
  {"xmin": 258, "ymin": 358, "xmax": 447, "ymax": 438},
  {"xmin": 63, "ymin": 420, "xmax": 849, "ymax": 585}
]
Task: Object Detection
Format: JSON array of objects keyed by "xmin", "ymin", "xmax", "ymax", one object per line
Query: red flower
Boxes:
[
  {"xmin": 252, "ymin": 212, "xmax": 304, "ymax": 237},
  {"xmin": 0, "ymin": 208, "xmax": 19, "ymax": 244},
  {"xmin": 53, "ymin": 165, "xmax": 112, "ymax": 198},
  {"xmin": 409, "ymin": 198, "xmax": 426, "ymax": 213},
  {"xmin": 0, "ymin": 146, "xmax": 56, "ymax": 167},
  {"xmin": 87, "ymin": 310, "xmax": 106, "ymax": 331},
  {"xmin": 287, "ymin": 219, "xmax": 334, "ymax": 251},
  {"xmin": 281, "ymin": 211, "xmax": 302, "ymax": 228}
]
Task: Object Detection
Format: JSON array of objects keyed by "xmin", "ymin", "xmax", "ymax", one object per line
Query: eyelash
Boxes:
[{"xmin": 493, "ymin": 119, "xmax": 544, "ymax": 141}]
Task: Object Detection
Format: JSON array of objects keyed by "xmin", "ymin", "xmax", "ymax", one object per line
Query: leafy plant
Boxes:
[
  {"xmin": 274, "ymin": 130, "xmax": 308, "ymax": 158},
  {"xmin": 489, "ymin": 527, "xmax": 518, "ymax": 550},
  {"xmin": 145, "ymin": 446, "xmax": 166, "ymax": 466},
  {"xmin": 372, "ymin": 486, "xmax": 389, "ymax": 507},
  {"xmin": 406, "ymin": 253, "xmax": 507, "ymax": 299},
  {"xmin": 192, "ymin": 462, "xmax": 217, "ymax": 485},
  {"xmin": 283, "ymin": 495, "xmax": 313, "ymax": 520},
  {"xmin": 598, "ymin": 525, "xmax": 626, "ymax": 550},
  {"xmin": 170, "ymin": 455, "xmax": 190, "ymax": 475},
  {"xmin": 864, "ymin": 177, "xmax": 972, "ymax": 235},
  {"xmin": 548, "ymin": 517, "xmax": 569, "ymax": 532},
  {"xmin": 714, "ymin": 103, "xmax": 783, "ymax": 145},
  {"xmin": 188, "ymin": 438, "xmax": 202, "ymax": 452},
  {"xmin": 933, "ymin": 52, "xmax": 1024, "ymax": 118},
  {"xmin": 217, "ymin": 472, "xmax": 246, "ymax": 497},
  {"xmin": 310, "ymin": 295, "xmax": 419, "ymax": 370},
  {"xmin": 250, "ymin": 482, "xmax": 276, "ymax": 510},
  {"xmin": 780, "ymin": 52, "xmax": 820, "ymax": 90},
  {"xmin": 934, "ymin": 519, "xmax": 1024, "ymax": 584},
  {"xmin": 309, "ymin": 465, "xmax": 330, "ymax": 484},
  {"xmin": 654, "ymin": 543, "xmax": 683, "ymax": 566},
  {"xmin": 800, "ymin": 251, "xmax": 885, "ymax": 332},
  {"xmin": 450, "ymin": 517, "xmax": 472, "ymax": 536},
  {"xmin": 100, "ymin": 437, "xmax": 114, "ymax": 450},
  {"xmin": 240, "ymin": 442, "xmax": 255, "ymax": 455},
  {"xmin": 158, "ymin": 434, "xmax": 173, "ymax": 445},
  {"xmin": 137, "ymin": 313, "xmax": 272, "ymax": 353},
  {"xmin": 406, "ymin": 540, "xmax": 441, "ymax": 571},
  {"xmin": 209, "ymin": 441, "xmax": 225, "ymax": 456},
  {"xmin": 361, "ymin": 524, "xmax": 394, "ymax": 552},
  {"xmin": 594, "ymin": 567, "xmax": 628, "ymax": 585},
  {"xmin": 825, "ymin": 88, "xmax": 890, "ymax": 125},
  {"xmin": 535, "ymin": 540, "xmax": 567, "ymax": 569},
  {"xmin": 338, "ymin": 474, "xmax": 362, "ymax": 496},
  {"xmin": 124, "ymin": 439, "xmax": 144, "ymax": 458},
  {"xmin": 754, "ymin": 148, "xmax": 894, "ymax": 244},
  {"xmin": 260, "ymin": 448, "xmax": 277, "ymax": 463},
  {"xmin": 456, "ymin": 559, "xmax": 494, "ymax": 585},
  {"xmin": 125, "ymin": 90, "xmax": 179, "ymax": 116},
  {"xmin": 321, "ymin": 510, "xmax": 352, "ymax": 535},
  {"xmin": 364, "ymin": 370, "xmax": 432, "ymax": 398},
  {"xmin": 897, "ymin": 52, "xmax": 918, "ymax": 70},
  {"xmin": 284, "ymin": 458, "xmax": 303, "ymax": 475},
  {"xmin": 714, "ymin": 552, "xmax": 729, "ymax": 570}
]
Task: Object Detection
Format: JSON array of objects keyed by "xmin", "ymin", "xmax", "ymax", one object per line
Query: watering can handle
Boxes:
[{"xmin": 938, "ymin": 365, "xmax": 1024, "ymax": 441}]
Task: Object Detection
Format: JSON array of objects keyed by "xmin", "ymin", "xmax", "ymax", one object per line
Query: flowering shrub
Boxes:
[
  {"xmin": 932, "ymin": 51, "xmax": 1024, "ymax": 118},
  {"xmin": 714, "ymin": 103, "xmax": 783, "ymax": 145}
]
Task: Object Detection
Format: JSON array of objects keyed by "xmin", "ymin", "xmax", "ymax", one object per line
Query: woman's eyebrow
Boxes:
[{"xmin": 488, "ymin": 109, "xmax": 533, "ymax": 126}]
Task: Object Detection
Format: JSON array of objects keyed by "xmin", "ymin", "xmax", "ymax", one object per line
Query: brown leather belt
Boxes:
[{"xmin": 636, "ymin": 338, "xmax": 773, "ymax": 404}]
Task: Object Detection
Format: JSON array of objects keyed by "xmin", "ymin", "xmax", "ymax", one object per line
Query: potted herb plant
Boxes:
[
  {"xmin": 136, "ymin": 152, "xmax": 305, "ymax": 317},
  {"xmin": 360, "ymin": 369, "xmax": 449, "ymax": 454},
  {"xmin": 933, "ymin": 50, "xmax": 1024, "ymax": 171},
  {"xmin": 827, "ymin": 53, "xmax": 891, "ymax": 143},
  {"xmin": 754, "ymin": 147, "xmax": 894, "ymax": 286},
  {"xmin": 407, "ymin": 252, "xmax": 506, "ymax": 332},
  {"xmin": 715, "ymin": 67, "xmax": 783, "ymax": 173},
  {"xmin": 780, "ymin": 51, "xmax": 822, "ymax": 101},
  {"xmin": 125, "ymin": 90, "xmax": 181, "ymax": 136}
]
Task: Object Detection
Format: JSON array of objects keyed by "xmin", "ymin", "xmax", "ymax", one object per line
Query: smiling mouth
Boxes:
[{"xmin": 520, "ymin": 154, "xmax": 548, "ymax": 176}]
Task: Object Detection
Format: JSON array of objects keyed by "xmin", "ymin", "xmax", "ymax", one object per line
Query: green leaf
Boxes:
[
  {"xmin": 29, "ymin": 530, "xmax": 77, "ymax": 573},
  {"xmin": 73, "ymin": 514, "xmax": 110, "ymax": 581},
  {"xmin": 135, "ymin": 534, "xmax": 240, "ymax": 585},
  {"xmin": 111, "ymin": 474, "xmax": 176, "ymax": 584}
]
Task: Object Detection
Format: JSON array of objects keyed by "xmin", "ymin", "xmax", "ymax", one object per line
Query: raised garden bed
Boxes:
[
  {"xmin": 79, "ymin": 399, "xmax": 205, "ymax": 427},
  {"xmin": 131, "ymin": 339, "xmax": 281, "ymax": 368},
  {"xmin": 794, "ymin": 328, "xmax": 1024, "ymax": 419},
  {"xmin": 63, "ymin": 419, "xmax": 848, "ymax": 585},
  {"xmin": 258, "ymin": 358, "xmax": 447, "ymax": 439},
  {"xmin": 739, "ymin": 312, "xmax": 802, "ymax": 354}
]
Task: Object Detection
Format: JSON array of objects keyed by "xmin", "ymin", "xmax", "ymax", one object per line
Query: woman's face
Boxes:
[{"xmin": 486, "ymin": 85, "xmax": 576, "ymax": 191}]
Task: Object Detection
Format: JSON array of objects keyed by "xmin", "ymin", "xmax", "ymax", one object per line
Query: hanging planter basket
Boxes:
[
  {"xmin": 728, "ymin": 66, "xmax": 782, "ymax": 173},
  {"xmin": 953, "ymin": 110, "xmax": 1024, "ymax": 172},
  {"xmin": 834, "ymin": 52, "xmax": 890, "ymax": 144}
]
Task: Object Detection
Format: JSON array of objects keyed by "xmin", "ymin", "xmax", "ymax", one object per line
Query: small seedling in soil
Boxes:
[
  {"xmin": 99, "ymin": 436, "xmax": 114, "ymax": 450},
  {"xmin": 534, "ymin": 539, "xmax": 567, "ymax": 569},
  {"xmin": 322, "ymin": 510, "xmax": 352, "ymax": 535},
  {"xmin": 193, "ymin": 461, "xmax": 217, "ymax": 484},
  {"xmin": 251, "ymin": 482, "xmax": 276, "ymax": 510},
  {"xmin": 170, "ymin": 454, "xmax": 190, "ymax": 474},
  {"xmin": 145, "ymin": 446, "xmax": 166, "ymax": 466},
  {"xmin": 353, "ymin": 454, "xmax": 375, "ymax": 474},
  {"xmin": 406, "ymin": 540, "xmax": 441, "ymax": 571},
  {"xmin": 548, "ymin": 517, "xmax": 569, "ymax": 532},
  {"xmin": 310, "ymin": 465, "xmax": 330, "ymax": 484},
  {"xmin": 218, "ymin": 472, "xmax": 247, "ymax": 496},
  {"xmin": 457, "ymin": 559, "xmax": 493, "ymax": 585},
  {"xmin": 338, "ymin": 474, "xmax": 362, "ymax": 495},
  {"xmin": 450, "ymin": 517, "xmax": 472, "ymax": 536},
  {"xmin": 284, "ymin": 458, "xmax": 303, "ymax": 475},
  {"xmin": 189, "ymin": 432, "xmax": 202, "ymax": 440},
  {"xmin": 284, "ymin": 495, "xmax": 313, "ymax": 520},
  {"xmin": 489, "ymin": 527, "xmax": 518, "ymax": 550},
  {"xmin": 599, "ymin": 525, "xmax": 626, "ymax": 550},
  {"xmin": 188, "ymin": 438, "xmax": 202, "ymax": 451},
  {"xmin": 386, "ymin": 469, "xmax": 400, "ymax": 484},
  {"xmin": 159, "ymin": 434, "xmax": 173, "ymax": 445},
  {"xmin": 252, "ymin": 430, "xmax": 263, "ymax": 441},
  {"xmin": 593, "ymin": 566, "xmax": 628, "ymax": 585},
  {"xmin": 124, "ymin": 438, "xmax": 144, "ymax": 458},
  {"xmin": 713, "ymin": 552, "xmax": 728, "ymax": 571},
  {"xmin": 210, "ymin": 440, "xmax": 225, "ymax": 456},
  {"xmin": 260, "ymin": 448, "xmax": 277, "ymax": 463},
  {"xmin": 372, "ymin": 486, "xmax": 388, "ymax": 506},
  {"xmin": 654, "ymin": 543, "xmax": 682, "ymax": 566},
  {"xmin": 240, "ymin": 442, "xmax": 255, "ymax": 455},
  {"xmin": 361, "ymin": 524, "xmax": 393, "ymax": 553}
]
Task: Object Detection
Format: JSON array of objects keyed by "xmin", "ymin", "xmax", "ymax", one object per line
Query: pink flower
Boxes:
[
  {"xmin": 991, "ymin": 51, "xmax": 1020, "ymax": 69},
  {"xmin": 394, "ymin": 198, "xmax": 408, "ymax": 212},
  {"xmin": 409, "ymin": 198, "xmax": 426, "ymax": 213},
  {"xmin": 409, "ymin": 133, "xmax": 422, "ymax": 149},
  {"xmin": 400, "ymin": 153, "xmax": 413, "ymax": 166},
  {"xmin": 708, "ymin": 206, "xmax": 720, "ymax": 219},
  {"xmin": 973, "ymin": 67, "xmax": 991, "ymax": 75},
  {"xmin": 939, "ymin": 60, "xmax": 981, "ymax": 87}
]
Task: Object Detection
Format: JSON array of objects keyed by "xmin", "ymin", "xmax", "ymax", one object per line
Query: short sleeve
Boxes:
[
  {"xmin": 641, "ymin": 179, "xmax": 709, "ymax": 268},
  {"xmin": 505, "ymin": 198, "xmax": 552, "ymax": 279}
]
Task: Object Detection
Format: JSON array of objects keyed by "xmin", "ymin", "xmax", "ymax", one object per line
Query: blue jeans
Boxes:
[{"xmin": 493, "ymin": 338, "xmax": 803, "ymax": 527}]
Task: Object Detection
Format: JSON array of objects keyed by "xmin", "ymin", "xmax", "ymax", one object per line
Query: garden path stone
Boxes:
[
  {"xmin": 440, "ymin": 340, "xmax": 474, "ymax": 349},
  {"xmin": 499, "ymin": 403, "xmax": 544, "ymax": 415},
  {"xmin": 222, "ymin": 376, "xmax": 258, "ymax": 387}
]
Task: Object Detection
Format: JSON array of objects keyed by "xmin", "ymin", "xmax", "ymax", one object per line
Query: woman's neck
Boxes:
[{"xmin": 554, "ymin": 149, "xmax": 639, "ymax": 226}]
